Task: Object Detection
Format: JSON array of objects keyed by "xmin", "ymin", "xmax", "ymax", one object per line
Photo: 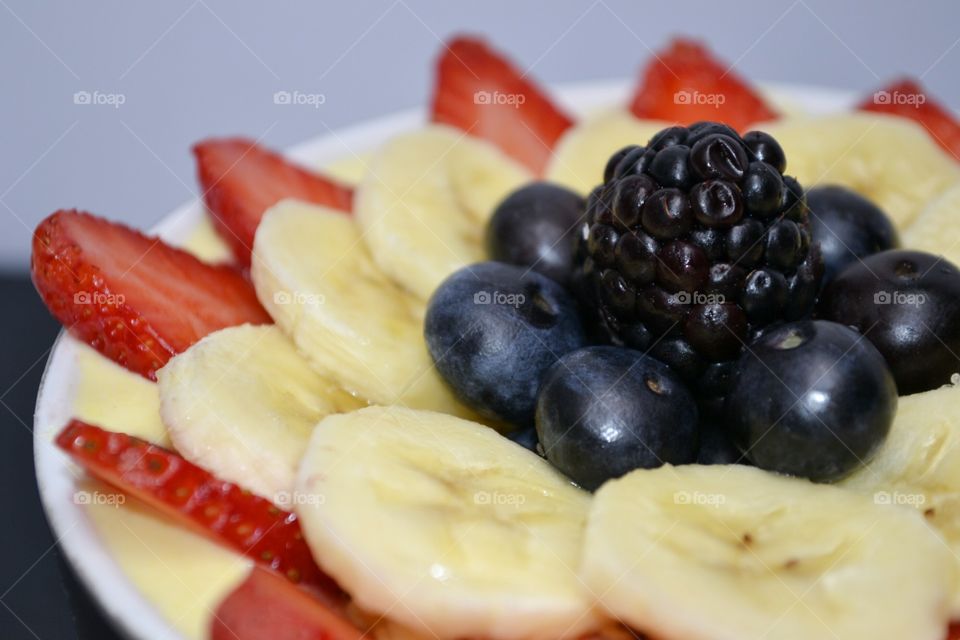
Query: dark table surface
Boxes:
[{"xmin": 1, "ymin": 273, "xmax": 125, "ymax": 640}]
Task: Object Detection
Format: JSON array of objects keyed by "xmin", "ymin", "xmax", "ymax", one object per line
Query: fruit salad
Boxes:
[{"xmin": 30, "ymin": 34, "xmax": 960, "ymax": 640}]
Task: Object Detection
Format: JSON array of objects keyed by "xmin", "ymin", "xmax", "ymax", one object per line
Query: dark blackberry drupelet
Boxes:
[{"xmin": 572, "ymin": 122, "xmax": 823, "ymax": 416}]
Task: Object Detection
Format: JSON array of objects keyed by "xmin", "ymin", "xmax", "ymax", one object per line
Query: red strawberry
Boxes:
[
  {"xmin": 859, "ymin": 78, "xmax": 960, "ymax": 161},
  {"xmin": 56, "ymin": 421, "xmax": 341, "ymax": 596},
  {"xmin": 211, "ymin": 566, "xmax": 362, "ymax": 640},
  {"xmin": 194, "ymin": 138, "xmax": 354, "ymax": 266},
  {"xmin": 431, "ymin": 36, "xmax": 575, "ymax": 175},
  {"xmin": 628, "ymin": 38, "xmax": 778, "ymax": 132},
  {"xmin": 31, "ymin": 210, "xmax": 270, "ymax": 381}
]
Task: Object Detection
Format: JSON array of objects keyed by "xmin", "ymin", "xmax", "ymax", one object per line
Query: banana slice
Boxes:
[
  {"xmin": 157, "ymin": 324, "xmax": 362, "ymax": 499},
  {"xmin": 251, "ymin": 201, "xmax": 475, "ymax": 418},
  {"xmin": 354, "ymin": 125, "xmax": 531, "ymax": 301},
  {"xmin": 295, "ymin": 405, "xmax": 597, "ymax": 640},
  {"xmin": 759, "ymin": 113, "xmax": 960, "ymax": 228},
  {"xmin": 582, "ymin": 464, "xmax": 954, "ymax": 640},
  {"xmin": 904, "ymin": 182, "xmax": 960, "ymax": 268},
  {"xmin": 546, "ymin": 110, "xmax": 670, "ymax": 196},
  {"xmin": 841, "ymin": 379, "xmax": 960, "ymax": 613}
]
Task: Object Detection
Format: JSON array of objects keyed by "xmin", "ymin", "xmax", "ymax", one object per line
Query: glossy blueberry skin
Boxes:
[
  {"xmin": 807, "ymin": 186, "xmax": 900, "ymax": 286},
  {"xmin": 425, "ymin": 262, "xmax": 587, "ymax": 427},
  {"xmin": 819, "ymin": 250, "xmax": 960, "ymax": 395},
  {"xmin": 536, "ymin": 346, "xmax": 699, "ymax": 490},
  {"xmin": 725, "ymin": 320, "xmax": 897, "ymax": 482},
  {"xmin": 486, "ymin": 182, "xmax": 586, "ymax": 284}
]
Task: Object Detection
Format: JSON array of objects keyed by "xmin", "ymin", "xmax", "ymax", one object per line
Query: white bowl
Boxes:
[{"xmin": 33, "ymin": 79, "xmax": 855, "ymax": 640}]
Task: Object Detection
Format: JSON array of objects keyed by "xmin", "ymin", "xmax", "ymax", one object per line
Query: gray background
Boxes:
[{"xmin": 3, "ymin": 0, "xmax": 959, "ymax": 269}]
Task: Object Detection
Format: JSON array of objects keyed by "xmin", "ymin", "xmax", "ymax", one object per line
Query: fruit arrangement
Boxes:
[{"xmin": 30, "ymin": 33, "xmax": 960, "ymax": 640}]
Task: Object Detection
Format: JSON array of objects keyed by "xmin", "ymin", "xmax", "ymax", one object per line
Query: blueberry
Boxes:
[
  {"xmin": 486, "ymin": 182, "xmax": 586, "ymax": 284},
  {"xmin": 819, "ymin": 250, "xmax": 960, "ymax": 395},
  {"xmin": 726, "ymin": 320, "xmax": 897, "ymax": 482},
  {"xmin": 425, "ymin": 262, "xmax": 587, "ymax": 427},
  {"xmin": 697, "ymin": 360, "xmax": 737, "ymax": 419},
  {"xmin": 507, "ymin": 426, "xmax": 541, "ymax": 454},
  {"xmin": 536, "ymin": 346, "xmax": 699, "ymax": 490},
  {"xmin": 696, "ymin": 421, "xmax": 748, "ymax": 465},
  {"xmin": 806, "ymin": 185, "xmax": 900, "ymax": 286}
]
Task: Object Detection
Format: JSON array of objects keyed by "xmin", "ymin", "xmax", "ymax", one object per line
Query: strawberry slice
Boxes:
[
  {"xmin": 211, "ymin": 566, "xmax": 362, "ymax": 640},
  {"xmin": 628, "ymin": 38, "xmax": 778, "ymax": 132},
  {"xmin": 210, "ymin": 565, "xmax": 648, "ymax": 640},
  {"xmin": 56, "ymin": 421, "xmax": 341, "ymax": 596},
  {"xmin": 194, "ymin": 138, "xmax": 354, "ymax": 266},
  {"xmin": 31, "ymin": 210, "xmax": 270, "ymax": 381},
  {"xmin": 430, "ymin": 36, "xmax": 575, "ymax": 175},
  {"xmin": 859, "ymin": 78, "xmax": 960, "ymax": 161}
]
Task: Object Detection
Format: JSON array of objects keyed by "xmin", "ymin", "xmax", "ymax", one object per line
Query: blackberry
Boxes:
[{"xmin": 572, "ymin": 122, "xmax": 823, "ymax": 416}]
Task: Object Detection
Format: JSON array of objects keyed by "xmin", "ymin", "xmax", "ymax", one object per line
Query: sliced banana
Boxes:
[
  {"xmin": 759, "ymin": 113, "xmax": 960, "ymax": 228},
  {"xmin": 251, "ymin": 201, "xmax": 475, "ymax": 418},
  {"xmin": 354, "ymin": 125, "xmax": 531, "ymax": 301},
  {"xmin": 841, "ymin": 379, "xmax": 960, "ymax": 613},
  {"xmin": 546, "ymin": 110, "xmax": 670, "ymax": 196},
  {"xmin": 582, "ymin": 464, "xmax": 954, "ymax": 640},
  {"xmin": 904, "ymin": 182, "xmax": 960, "ymax": 268},
  {"xmin": 157, "ymin": 324, "xmax": 362, "ymax": 499},
  {"xmin": 295, "ymin": 405, "xmax": 597, "ymax": 640}
]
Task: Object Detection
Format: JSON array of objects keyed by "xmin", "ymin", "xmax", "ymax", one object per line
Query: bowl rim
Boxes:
[{"xmin": 32, "ymin": 78, "xmax": 856, "ymax": 640}]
